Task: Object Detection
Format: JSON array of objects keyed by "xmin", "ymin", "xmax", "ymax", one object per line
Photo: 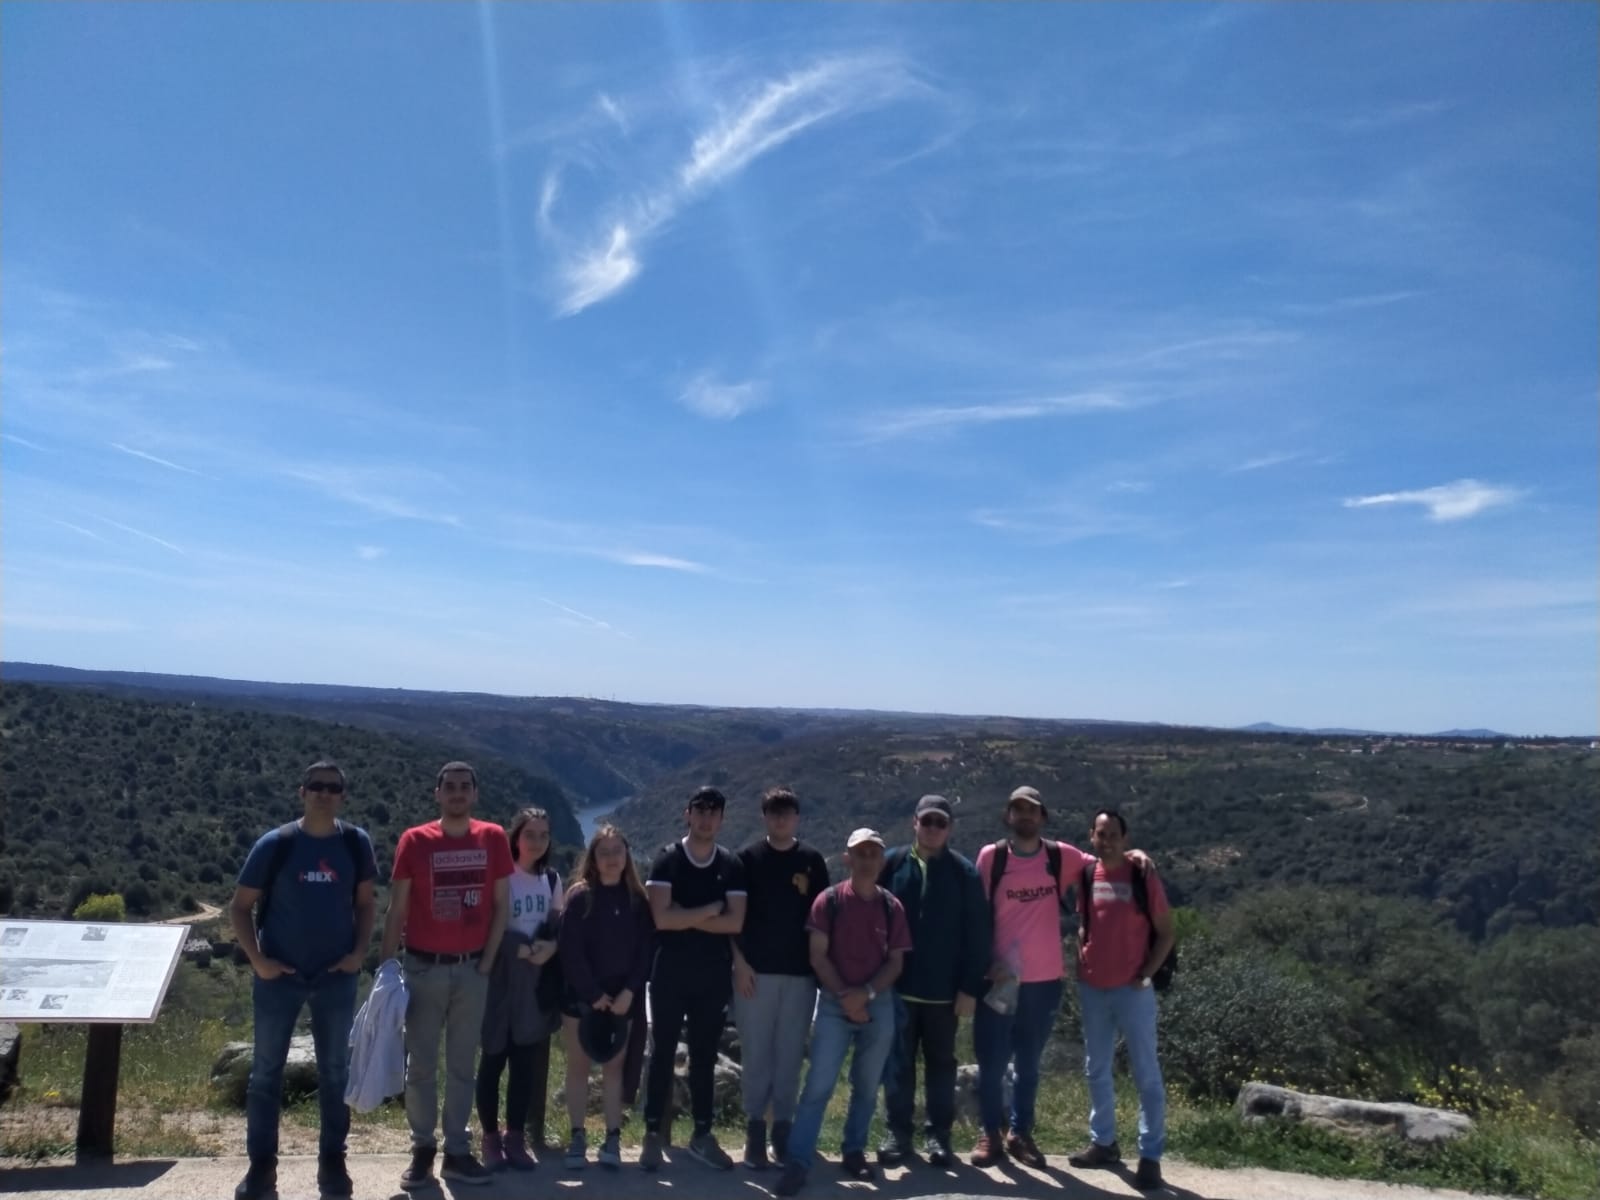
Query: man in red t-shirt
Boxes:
[
  {"xmin": 380, "ymin": 761, "xmax": 513, "ymax": 1190},
  {"xmin": 1068, "ymin": 810, "xmax": 1174, "ymax": 1192}
]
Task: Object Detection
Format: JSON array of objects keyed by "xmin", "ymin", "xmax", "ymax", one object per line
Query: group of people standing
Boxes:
[{"xmin": 228, "ymin": 759, "xmax": 1175, "ymax": 1200}]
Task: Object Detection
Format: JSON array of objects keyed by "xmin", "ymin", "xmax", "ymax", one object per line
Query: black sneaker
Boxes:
[
  {"xmin": 688, "ymin": 1131, "xmax": 734, "ymax": 1170},
  {"xmin": 233, "ymin": 1163, "xmax": 277, "ymax": 1200},
  {"xmin": 877, "ymin": 1129, "xmax": 913, "ymax": 1165},
  {"xmin": 440, "ymin": 1153, "xmax": 493, "ymax": 1185},
  {"xmin": 840, "ymin": 1149, "xmax": 874, "ymax": 1181},
  {"xmin": 316, "ymin": 1152, "xmax": 353, "ymax": 1198},
  {"xmin": 399, "ymin": 1147, "xmax": 437, "ymax": 1191},
  {"xmin": 1135, "ymin": 1157, "xmax": 1165, "ymax": 1190},
  {"xmin": 925, "ymin": 1133, "xmax": 954, "ymax": 1168},
  {"xmin": 773, "ymin": 1160, "xmax": 808, "ymax": 1197},
  {"xmin": 743, "ymin": 1118, "xmax": 770, "ymax": 1171},
  {"xmin": 771, "ymin": 1119, "xmax": 793, "ymax": 1166}
]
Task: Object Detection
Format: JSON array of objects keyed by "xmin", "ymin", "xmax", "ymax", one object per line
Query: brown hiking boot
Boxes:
[
  {"xmin": 969, "ymin": 1131, "xmax": 1006, "ymax": 1167},
  {"xmin": 1068, "ymin": 1140, "xmax": 1122, "ymax": 1169},
  {"xmin": 1135, "ymin": 1157, "xmax": 1165, "ymax": 1190},
  {"xmin": 1006, "ymin": 1131, "xmax": 1046, "ymax": 1169}
]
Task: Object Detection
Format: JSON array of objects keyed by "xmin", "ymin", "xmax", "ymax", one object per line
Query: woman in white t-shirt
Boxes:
[{"xmin": 476, "ymin": 807, "xmax": 562, "ymax": 1170}]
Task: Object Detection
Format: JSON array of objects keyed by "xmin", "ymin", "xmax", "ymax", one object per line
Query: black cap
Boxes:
[
  {"xmin": 688, "ymin": 786, "xmax": 727, "ymax": 811},
  {"xmin": 578, "ymin": 1006, "xmax": 630, "ymax": 1064},
  {"xmin": 915, "ymin": 794, "xmax": 953, "ymax": 819}
]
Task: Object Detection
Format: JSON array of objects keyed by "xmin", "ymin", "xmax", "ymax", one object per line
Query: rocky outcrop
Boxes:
[
  {"xmin": 183, "ymin": 938, "xmax": 213, "ymax": 968},
  {"xmin": 211, "ymin": 1035, "xmax": 320, "ymax": 1108},
  {"xmin": 1237, "ymin": 1082, "xmax": 1474, "ymax": 1144}
]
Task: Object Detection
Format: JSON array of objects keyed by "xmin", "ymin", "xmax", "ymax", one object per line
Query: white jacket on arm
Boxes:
[{"xmin": 345, "ymin": 958, "xmax": 407, "ymax": 1113}]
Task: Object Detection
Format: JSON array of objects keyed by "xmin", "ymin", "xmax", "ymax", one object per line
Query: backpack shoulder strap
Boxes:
[
  {"xmin": 1045, "ymin": 841, "xmax": 1063, "ymax": 898},
  {"xmin": 877, "ymin": 885, "xmax": 895, "ymax": 935},
  {"xmin": 1130, "ymin": 863, "xmax": 1151, "ymax": 917},
  {"xmin": 336, "ymin": 821, "xmax": 365, "ymax": 902},
  {"xmin": 256, "ymin": 821, "xmax": 301, "ymax": 927},
  {"xmin": 824, "ymin": 882, "xmax": 842, "ymax": 938},
  {"xmin": 987, "ymin": 840, "xmax": 1009, "ymax": 897},
  {"xmin": 1079, "ymin": 861, "xmax": 1097, "ymax": 936}
]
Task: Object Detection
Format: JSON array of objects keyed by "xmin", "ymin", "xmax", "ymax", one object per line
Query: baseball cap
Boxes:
[
  {"xmin": 687, "ymin": 786, "xmax": 727, "ymax": 811},
  {"xmin": 578, "ymin": 1006, "xmax": 630, "ymax": 1064},
  {"xmin": 846, "ymin": 827, "xmax": 886, "ymax": 849},
  {"xmin": 914, "ymin": 794, "xmax": 953, "ymax": 819},
  {"xmin": 1008, "ymin": 785, "xmax": 1047, "ymax": 815}
]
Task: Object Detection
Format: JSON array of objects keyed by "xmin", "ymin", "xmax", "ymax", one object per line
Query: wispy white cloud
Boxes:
[
  {"xmin": 601, "ymin": 550, "xmax": 711, "ymax": 573},
  {"xmin": 94, "ymin": 515, "xmax": 187, "ymax": 555},
  {"xmin": 54, "ymin": 519, "xmax": 107, "ymax": 542},
  {"xmin": 1232, "ymin": 450, "xmax": 1305, "ymax": 472},
  {"xmin": 679, "ymin": 371, "xmax": 766, "ymax": 421},
  {"xmin": 546, "ymin": 53, "xmax": 928, "ymax": 315},
  {"xmin": 1281, "ymin": 291, "xmax": 1423, "ymax": 316},
  {"xmin": 1330, "ymin": 100, "xmax": 1454, "ymax": 135},
  {"xmin": 110, "ymin": 441, "xmax": 214, "ymax": 478},
  {"xmin": 356, "ymin": 545, "xmax": 386, "ymax": 561},
  {"xmin": 3, "ymin": 432, "xmax": 50, "ymax": 451},
  {"xmin": 1343, "ymin": 478, "xmax": 1524, "ymax": 522},
  {"xmin": 283, "ymin": 468, "xmax": 464, "ymax": 527},
  {"xmin": 860, "ymin": 392, "xmax": 1129, "ymax": 441},
  {"xmin": 539, "ymin": 595, "xmax": 630, "ymax": 637}
]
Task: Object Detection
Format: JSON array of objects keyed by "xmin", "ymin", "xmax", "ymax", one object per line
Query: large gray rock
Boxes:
[
  {"xmin": 0, "ymin": 1022, "xmax": 20, "ymax": 1107},
  {"xmin": 211, "ymin": 1035, "xmax": 320, "ymax": 1108},
  {"xmin": 1237, "ymin": 1082, "xmax": 1474, "ymax": 1144},
  {"xmin": 183, "ymin": 938, "xmax": 213, "ymax": 968}
]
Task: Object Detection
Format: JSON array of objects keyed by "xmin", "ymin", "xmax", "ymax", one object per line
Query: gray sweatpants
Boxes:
[
  {"xmin": 732, "ymin": 973, "xmax": 817, "ymax": 1124},
  {"xmin": 404, "ymin": 954, "xmax": 489, "ymax": 1156}
]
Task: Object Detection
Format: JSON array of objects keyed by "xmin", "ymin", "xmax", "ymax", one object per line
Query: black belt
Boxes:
[{"xmin": 406, "ymin": 948, "xmax": 483, "ymax": 964}]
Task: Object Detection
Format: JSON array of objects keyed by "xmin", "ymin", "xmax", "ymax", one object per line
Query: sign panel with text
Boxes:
[{"xmin": 0, "ymin": 920, "xmax": 187, "ymax": 1023}]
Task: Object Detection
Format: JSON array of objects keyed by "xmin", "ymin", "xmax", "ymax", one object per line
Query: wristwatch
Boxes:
[
  {"xmin": 865, "ymin": 985, "xmax": 878, "ymax": 1001},
  {"xmin": 1137, "ymin": 976, "xmax": 1152, "ymax": 989}
]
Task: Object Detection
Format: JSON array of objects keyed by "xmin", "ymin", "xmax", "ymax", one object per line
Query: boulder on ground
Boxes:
[
  {"xmin": 1236, "ymin": 1082, "xmax": 1474, "ymax": 1144},
  {"xmin": 0, "ymin": 1023, "xmax": 20, "ymax": 1107},
  {"xmin": 183, "ymin": 938, "xmax": 213, "ymax": 968},
  {"xmin": 211, "ymin": 1035, "xmax": 319, "ymax": 1108}
]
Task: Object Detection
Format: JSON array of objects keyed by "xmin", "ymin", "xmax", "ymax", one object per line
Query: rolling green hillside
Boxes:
[
  {"xmin": 611, "ymin": 725, "xmax": 1600, "ymax": 939},
  {"xmin": 0, "ymin": 683, "xmax": 580, "ymax": 918}
]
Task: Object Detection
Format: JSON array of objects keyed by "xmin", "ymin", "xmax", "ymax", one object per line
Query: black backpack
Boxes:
[
  {"xmin": 1078, "ymin": 862, "xmax": 1178, "ymax": 991},
  {"xmin": 254, "ymin": 819, "xmax": 366, "ymax": 931},
  {"xmin": 987, "ymin": 840, "xmax": 1073, "ymax": 932}
]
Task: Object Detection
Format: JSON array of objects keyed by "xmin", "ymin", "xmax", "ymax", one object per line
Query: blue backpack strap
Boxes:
[{"xmin": 255, "ymin": 821, "xmax": 301, "ymax": 930}]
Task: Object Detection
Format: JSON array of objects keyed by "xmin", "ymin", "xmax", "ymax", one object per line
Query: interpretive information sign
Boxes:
[{"xmin": 0, "ymin": 920, "xmax": 187, "ymax": 1023}]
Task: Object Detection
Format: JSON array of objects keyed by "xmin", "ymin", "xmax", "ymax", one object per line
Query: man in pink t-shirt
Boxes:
[
  {"xmin": 971, "ymin": 786, "xmax": 1154, "ymax": 1170},
  {"xmin": 1067, "ymin": 809, "xmax": 1174, "ymax": 1192}
]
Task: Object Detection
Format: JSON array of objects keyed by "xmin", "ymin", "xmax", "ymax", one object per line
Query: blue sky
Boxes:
[{"xmin": 3, "ymin": 3, "xmax": 1595, "ymax": 735}]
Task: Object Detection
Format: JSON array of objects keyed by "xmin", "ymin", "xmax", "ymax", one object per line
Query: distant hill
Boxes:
[
  {"xmin": 0, "ymin": 682, "xmax": 581, "ymax": 919},
  {"xmin": 1238, "ymin": 721, "xmax": 1513, "ymax": 739},
  {"xmin": 613, "ymin": 724, "xmax": 1599, "ymax": 941}
]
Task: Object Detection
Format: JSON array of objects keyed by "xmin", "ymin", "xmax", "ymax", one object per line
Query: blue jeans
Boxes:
[
  {"xmin": 973, "ymin": 977, "xmax": 1063, "ymax": 1136},
  {"xmin": 246, "ymin": 969, "xmax": 359, "ymax": 1164},
  {"xmin": 1079, "ymin": 981, "xmax": 1165, "ymax": 1160},
  {"xmin": 785, "ymin": 991, "xmax": 896, "ymax": 1167}
]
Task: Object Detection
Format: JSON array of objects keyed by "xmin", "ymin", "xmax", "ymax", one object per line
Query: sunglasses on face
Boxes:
[
  {"xmin": 304, "ymin": 781, "xmax": 345, "ymax": 795},
  {"xmin": 917, "ymin": 815, "xmax": 949, "ymax": 829}
]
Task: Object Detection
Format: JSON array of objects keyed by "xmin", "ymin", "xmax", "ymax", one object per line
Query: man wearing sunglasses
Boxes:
[
  {"xmin": 230, "ymin": 761, "xmax": 378, "ymax": 1200},
  {"xmin": 875, "ymin": 795, "xmax": 990, "ymax": 1169}
]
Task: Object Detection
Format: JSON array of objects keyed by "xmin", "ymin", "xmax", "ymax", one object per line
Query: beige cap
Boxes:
[{"xmin": 846, "ymin": 827, "xmax": 886, "ymax": 849}]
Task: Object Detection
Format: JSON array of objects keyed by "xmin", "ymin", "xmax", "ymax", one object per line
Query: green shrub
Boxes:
[{"xmin": 72, "ymin": 892, "xmax": 127, "ymax": 922}]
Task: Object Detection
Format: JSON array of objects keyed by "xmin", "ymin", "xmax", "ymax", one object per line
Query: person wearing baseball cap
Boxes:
[
  {"xmin": 774, "ymin": 828, "xmax": 911, "ymax": 1196},
  {"xmin": 875, "ymin": 795, "xmax": 990, "ymax": 1168}
]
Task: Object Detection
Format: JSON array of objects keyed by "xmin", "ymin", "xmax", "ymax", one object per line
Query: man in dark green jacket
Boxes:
[{"xmin": 876, "ymin": 794, "xmax": 991, "ymax": 1167}]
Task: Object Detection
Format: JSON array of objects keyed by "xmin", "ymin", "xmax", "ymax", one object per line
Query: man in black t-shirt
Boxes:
[
  {"xmin": 731, "ymin": 788, "xmax": 831, "ymax": 1170},
  {"xmin": 640, "ymin": 786, "xmax": 748, "ymax": 1172}
]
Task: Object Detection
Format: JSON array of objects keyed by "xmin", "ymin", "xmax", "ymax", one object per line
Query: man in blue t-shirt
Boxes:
[{"xmin": 229, "ymin": 760, "xmax": 378, "ymax": 1200}]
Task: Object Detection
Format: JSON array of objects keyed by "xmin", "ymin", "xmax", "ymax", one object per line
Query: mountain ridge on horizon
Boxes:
[{"xmin": 1, "ymin": 660, "xmax": 1551, "ymax": 740}]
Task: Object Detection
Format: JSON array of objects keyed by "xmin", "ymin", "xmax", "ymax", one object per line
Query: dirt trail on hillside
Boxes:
[{"xmin": 158, "ymin": 903, "xmax": 223, "ymax": 926}]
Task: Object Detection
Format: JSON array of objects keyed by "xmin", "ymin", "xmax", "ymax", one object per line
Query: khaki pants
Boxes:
[{"xmin": 404, "ymin": 954, "xmax": 489, "ymax": 1156}]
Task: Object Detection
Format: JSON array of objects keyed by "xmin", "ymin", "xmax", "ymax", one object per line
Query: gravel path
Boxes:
[{"xmin": 0, "ymin": 1151, "xmax": 1515, "ymax": 1200}]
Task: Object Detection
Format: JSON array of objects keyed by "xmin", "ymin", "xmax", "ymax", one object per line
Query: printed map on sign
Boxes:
[{"xmin": 431, "ymin": 848, "xmax": 488, "ymax": 923}]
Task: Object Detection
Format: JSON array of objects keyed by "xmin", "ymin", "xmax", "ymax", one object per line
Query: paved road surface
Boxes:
[{"xmin": 0, "ymin": 1152, "xmax": 1513, "ymax": 1200}]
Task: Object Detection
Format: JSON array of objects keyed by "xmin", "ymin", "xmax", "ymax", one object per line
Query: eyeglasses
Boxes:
[
  {"xmin": 917, "ymin": 815, "xmax": 949, "ymax": 829},
  {"xmin": 304, "ymin": 781, "xmax": 345, "ymax": 795}
]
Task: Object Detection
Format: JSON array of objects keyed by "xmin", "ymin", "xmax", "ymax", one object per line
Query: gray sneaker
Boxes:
[
  {"xmin": 564, "ymin": 1131, "xmax": 587, "ymax": 1171},
  {"xmin": 688, "ymin": 1131, "xmax": 734, "ymax": 1170},
  {"xmin": 598, "ymin": 1132, "xmax": 623, "ymax": 1170}
]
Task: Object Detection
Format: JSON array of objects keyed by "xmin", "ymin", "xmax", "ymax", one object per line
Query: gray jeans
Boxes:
[
  {"xmin": 732, "ymin": 972, "xmax": 817, "ymax": 1123},
  {"xmin": 404, "ymin": 954, "xmax": 489, "ymax": 1155}
]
